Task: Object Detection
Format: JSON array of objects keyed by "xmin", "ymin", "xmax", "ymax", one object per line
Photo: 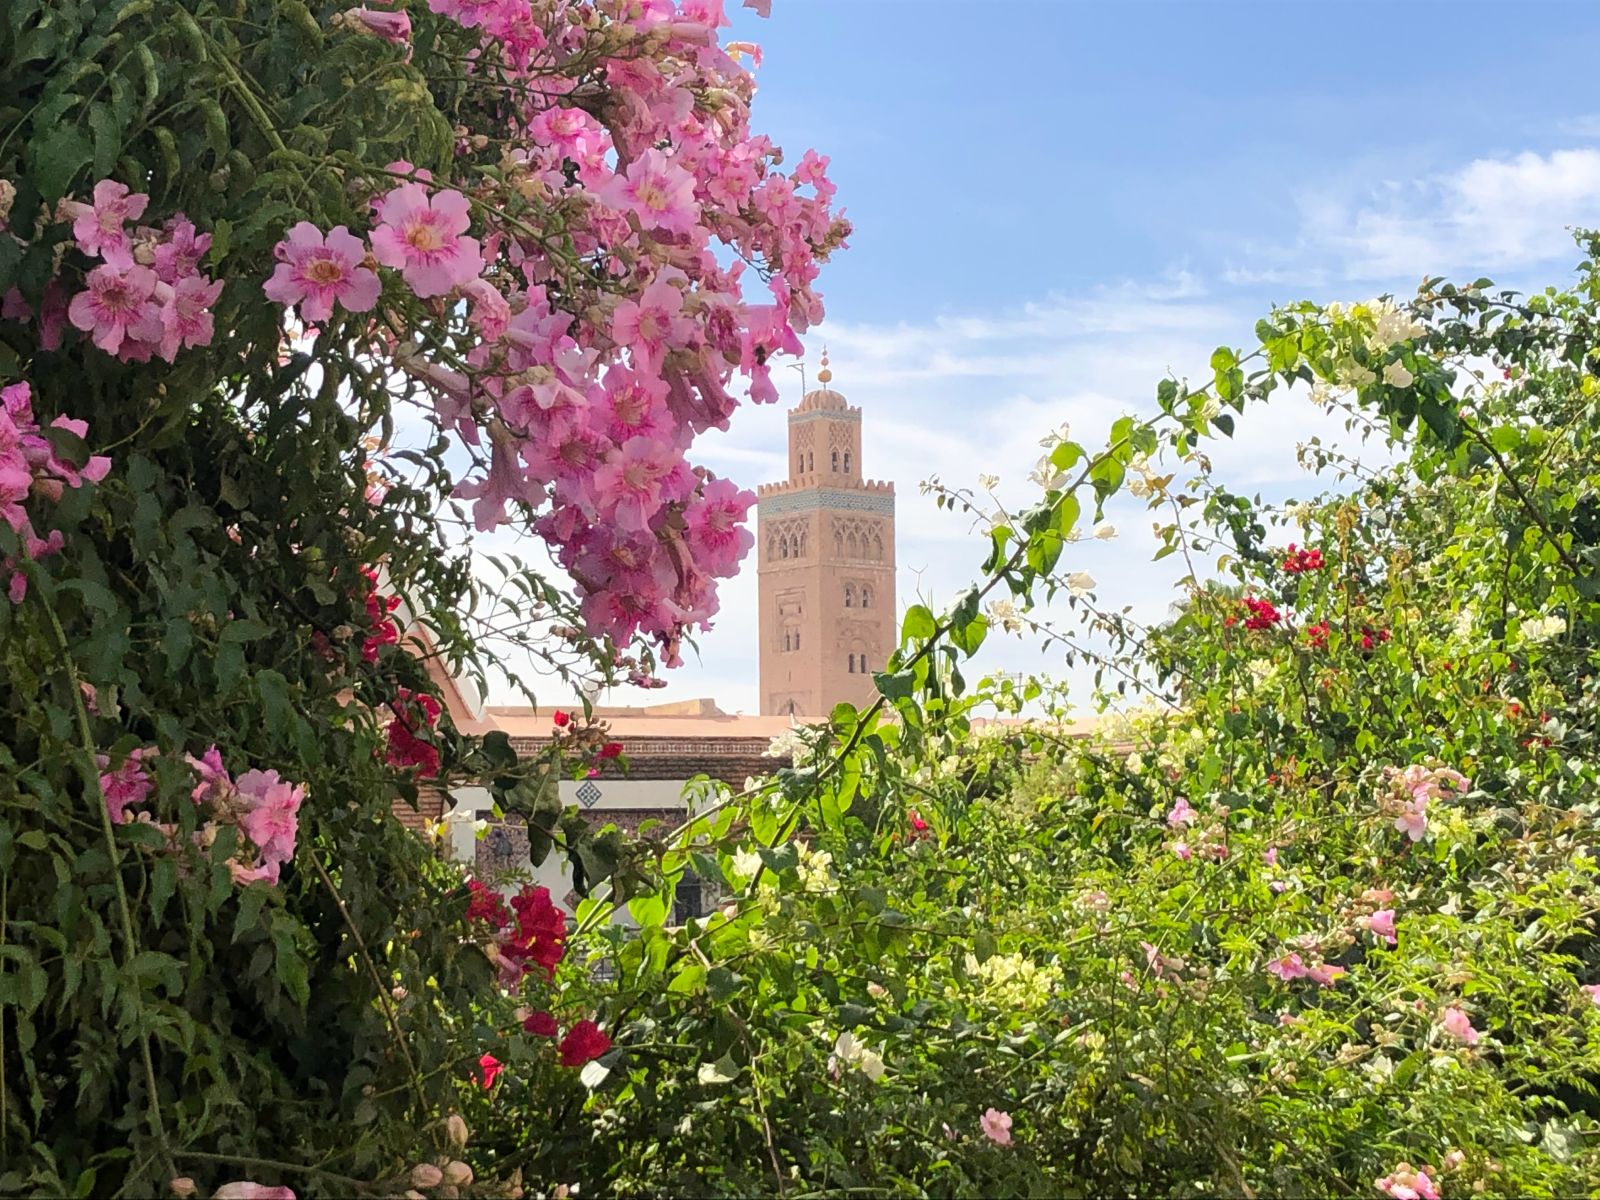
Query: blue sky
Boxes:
[{"xmin": 489, "ymin": 1, "xmax": 1600, "ymax": 714}]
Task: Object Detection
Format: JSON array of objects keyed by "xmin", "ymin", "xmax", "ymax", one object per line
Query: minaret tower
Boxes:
[{"xmin": 757, "ymin": 352, "xmax": 896, "ymax": 717}]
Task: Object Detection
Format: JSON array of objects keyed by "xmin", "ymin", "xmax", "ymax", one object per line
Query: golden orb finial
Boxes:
[{"xmin": 816, "ymin": 347, "xmax": 832, "ymax": 386}]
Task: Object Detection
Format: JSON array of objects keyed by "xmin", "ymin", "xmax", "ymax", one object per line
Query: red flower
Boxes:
[
  {"xmin": 1241, "ymin": 597, "xmax": 1282, "ymax": 631},
  {"xmin": 1281, "ymin": 544, "xmax": 1325, "ymax": 574},
  {"xmin": 597, "ymin": 741, "xmax": 623, "ymax": 760},
  {"xmin": 477, "ymin": 1052, "xmax": 503, "ymax": 1088},
  {"xmin": 558, "ymin": 1019, "xmax": 612, "ymax": 1067},
  {"xmin": 1305, "ymin": 621, "xmax": 1331, "ymax": 650},
  {"xmin": 552, "ymin": 710, "xmax": 570, "ymax": 728},
  {"xmin": 524, "ymin": 1010, "xmax": 558, "ymax": 1037},
  {"xmin": 466, "ymin": 879, "xmax": 510, "ymax": 930},
  {"xmin": 502, "ymin": 884, "xmax": 568, "ymax": 978}
]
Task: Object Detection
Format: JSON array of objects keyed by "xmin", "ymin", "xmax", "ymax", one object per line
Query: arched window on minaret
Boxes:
[
  {"xmin": 847, "ymin": 531, "xmax": 859, "ymax": 559},
  {"xmin": 873, "ymin": 534, "xmax": 884, "ymax": 561},
  {"xmin": 844, "ymin": 584, "xmax": 854, "ymax": 608},
  {"xmin": 847, "ymin": 653, "xmax": 856, "ymax": 674},
  {"xmin": 861, "ymin": 586, "xmax": 872, "ymax": 609},
  {"xmin": 843, "ymin": 451, "xmax": 851, "ymax": 474},
  {"xmin": 780, "ymin": 537, "xmax": 789, "ymax": 560},
  {"xmin": 795, "ymin": 450, "xmax": 803, "ymax": 475},
  {"xmin": 807, "ymin": 451, "xmax": 813, "ymax": 473},
  {"xmin": 831, "ymin": 450, "xmax": 839, "ymax": 471},
  {"xmin": 786, "ymin": 699, "xmax": 797, "ymax": 715}
]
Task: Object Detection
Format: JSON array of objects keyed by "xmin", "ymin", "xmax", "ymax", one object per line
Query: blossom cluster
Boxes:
[
  {"xmin": 256, "ymin": 0, "xmax": 845, "ymax": 670},
  {"xmin": 1280, "ymin": 543, "xmax": 1324, "ymax": 574},
  {"xmin": 98, "ymin": 745, "xmax": 304, "ymax": 886},
  {"xmin": 0, "ymin": 380, "xmax": 109, "ymax": 601},
  {"xmin": 1379, "ymin": 763, "xmax": 1470, "ymax": 843},
  {"xmin": 0, "ymin": 180, "xmax": 224, "ymax": 363},
  {"xmin": 466, "ymin": 880, "xmax": 569, "ymax": 986},
  {"xmin": 385, "ymin": 686, "xmax": 443, "ymax": 778}
]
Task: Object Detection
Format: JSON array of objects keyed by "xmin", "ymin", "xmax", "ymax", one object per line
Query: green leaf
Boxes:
[
  {"xmin": 29, "ymin": 127, "xmax": 94, "ymax": 203},
  {"xmin": 901, "ymin": 604, "xmax": 936, "ymax": 641}
]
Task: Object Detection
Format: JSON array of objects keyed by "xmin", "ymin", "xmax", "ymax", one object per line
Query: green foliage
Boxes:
[{"xmin": 502, "ymin": 248, "xmax": 1600, "ymax": 1197}]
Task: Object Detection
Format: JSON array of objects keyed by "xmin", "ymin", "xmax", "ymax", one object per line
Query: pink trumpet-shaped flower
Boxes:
[
  {"xmin": 264, "ymin": 223, "xmax": 381, "ymax": 322},
  {"xmin": 68, "ymin": 265, "xmax": 163, "ymax": 355},
  {"xmin": 979, "ymin": 1107, "xmax": 1012, "ymax": 1146},
  {"xmin": 1367, "ymin": 908, "xmax": 1397, "ymax": 946},
  {"xmin": 370, "ymin": 184, "xmax": 483, "ymax": 298},
  {"xmin": 1440, "ymin": 1006, "xmax": 1479, "ymax": 1045},
  {"xmin": 72, "ymin": 180, "xmax": 149, "ymax": 267}
]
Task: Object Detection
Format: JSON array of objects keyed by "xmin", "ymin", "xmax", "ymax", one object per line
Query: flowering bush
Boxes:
[
  {"xmin": 479, "ymin": 251, "xmax": 1600, "ymax": 1197},
  {"xmin": 0, "ymin": 0, "xmax": 839, "ymax": 1193}
]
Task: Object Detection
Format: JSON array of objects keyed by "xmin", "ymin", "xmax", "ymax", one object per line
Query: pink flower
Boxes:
[
  {"xmin": 236, "ymin": 768, "xmax": 305, "ymax": 869},
  {"xmin": 592, "ymin": 436, "xmax": 689, "ymax": 532},
  {"xmin": 601, "ymin": 149, "xmax": 699, "ymax": 236},
  {"xmin": 1440, "ymin": 1006, "xmax": 1479, "ymax": 1045},
  {"xmin": 186, "ymin": 745, "xmax": 232, "ymax": 804},
  {"xmin": 212, "ymin": 1185, "xmax": 296, "ymax": 1200},
  {"xmin": 72, "ymin": 180, "xmax": 149, "ymax": 267},
  {"xmin": 1267, "ymin": 953, "xmax": 1307, "ymax": 981},
  {"xmin": 1375, "ymin": 1162, "xmax": 1440, "ymax": 1200},
  {"xmin": 1172, "ymin": 842, "xmax": 1192, "ymax": 861},
  {"xmin": 683, "ymin": 478, "xmax": 756, "ymax": 577},
  {"xmin": 370, "ymin": 184, "xmax": 483, "ymax": 298},
  {"xmin": 1167, "ymin": 797, "xmax": 1197, "ymax": 827},
  {"xmin": 1306, "ymin": 963, "xmax": 1346, "ymax": 988},
  {"xmin": 1582, "ymin": 983, "xmax": 1600, "ymax": 1008},
  {"xmin": 264, "ymin": 223, "xmax": 381, "ymax": 322},
  {"xmin": 157, "ymin": 274, "xmax": 225, "ymax": 360},
  {"xmin": 1263, "ymin": 846, "xmax": 1279, "ymax": 866},
  {"xmin": 1394, "ymin": 797, "xmax": 1427, "ymax": 842},
  {"xmin": 97, "ymin": 748, "xmax": 154, "ymax": 825},
  {"xmin": 152, "ymin": 216, "xmax": 211, "ymax": 284},
  {"xmin": 979, "ymin": 1107, "xmax": 1012, "ymax": 1147},
  {"xmin": 68, "ymin": 264, "xmax": 163, "ymax": 355},
  {"xmin": 1367, "ymin": 908, "xmax": 1397, "ymax": 946},
  {"xmin": 611, "ymin": 275, "xmax": 692, "ymax": 374},
  {"xmin": 341, "ymin": 7, "xmax": 412, "ymax": 46}
]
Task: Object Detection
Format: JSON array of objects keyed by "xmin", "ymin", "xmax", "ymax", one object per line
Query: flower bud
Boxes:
[
  {"xmin": 444, "ymin": 1161, "xmax": 473, "ymax": 1186},
  {"xmin": 169, "ymin": 1179, "xmax": 197, "ymax": 1198},
  {"xmin": 446, "ymin": 1112, "xmax": 469, "ymax": 1148},
  {"xmin": 411, "ymin": 1163, "xmax": 444, "ymax": 1189}
]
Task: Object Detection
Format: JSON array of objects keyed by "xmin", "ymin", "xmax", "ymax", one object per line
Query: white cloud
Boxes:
[{"xmin": 1281, "ymin": 147, "xmax": 1600, "ymax": 283}]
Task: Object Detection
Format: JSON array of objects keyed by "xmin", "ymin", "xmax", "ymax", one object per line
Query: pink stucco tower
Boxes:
[{"xmin": 757, "ymin": 354, "xmax": 896, "ymax": 717}]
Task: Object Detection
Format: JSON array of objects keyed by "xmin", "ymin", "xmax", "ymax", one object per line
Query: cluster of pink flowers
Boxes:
[
  {"xmin": 96, "ymin": 745, "xmax": 304, "ymax": 886},
  {"xmin": 254, "ymin": 0, "xmax": 844, "ymax": 671},
  {"xmin": 1380, "ymin": 764, "xmax": 1470, "ymax": 843},
  {"xmin": 1265, "ymin": 951, "xmax": 1346, "ymax": 988},
  {"xmin": 0, "ymin": 381, "xmax": 110, "ymax": 601},
  {"xmin": 1166, "ymin": 797, "xmax": 1228, "ymax": 862},
  {"xmin": 1375, "ymin": 1162, "xmax": 1441, "ymax": 1200},
  {"xmin": 0, "ymin": 180, "xmax": 224, "ymax": 363},
  {"xmin": 1439, "ymin": 1005, "xmax": 1480, "ymax": 1046}
]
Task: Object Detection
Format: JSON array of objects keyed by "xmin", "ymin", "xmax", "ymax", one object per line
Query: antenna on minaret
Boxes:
[{"xmin": 788, "ymin": 357, "xmax": 808, "ymax": 399}]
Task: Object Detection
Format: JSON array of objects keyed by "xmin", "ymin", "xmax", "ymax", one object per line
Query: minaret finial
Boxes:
[{"xmin": 816, "ymin": 346, "xmax": 832, "ymax": 386}]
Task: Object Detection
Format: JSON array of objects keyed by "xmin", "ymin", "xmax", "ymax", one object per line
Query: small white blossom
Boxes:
[
  {"xmin": 1335, "ymin": 361, "xmax": 1377, "ymax": 389},
  {"xmin": 987, "ymin": 598, "xmax": 1024, "ymax": 633},
  {"xmin": 977, "ymin": 473, "xmax": 1000, "ymax": 490},
  {"xmin": 1028, "ymin": 455, "xmax": 1068, "ymax": 491},
  {"xmin": 1067, "ymin": 571, "xmax": 1096, "ymax": 597},
  {"xmin": 1519, "ymin": 615, "xmax": 1566, "ymax": 642},
  {"xmin": 732, "ymin": 847, "xmax": 763, "ymax": 881},
  {"xmin": 1382, "ymin": 360, "xmax": 1414, "ymax": 389},
  {"xmin": 1038, "ymin": 421, "xmax": 1071, "ymax": 448},
  {"xmin": 1093, "ymin": 522, "xmax": 1117, "ymax": 540}
]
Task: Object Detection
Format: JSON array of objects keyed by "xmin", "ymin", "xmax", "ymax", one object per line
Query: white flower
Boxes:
[
  {"xmin": 1066, "ymin": 571, "xmax": 1096, "ymax": 597},
  {"xmin": 977, "ymin": 473, "xmax": 1000, "ymax": 490},
  {"xmin": 858, "ymin": 1048, "xmax": 886, "ymax": 1081},
  {"xmin": 1519, "ymin": 614, "xmax": 1566, "ymax": 642},
  {"xmin": 1335, "ymin": 361, "xmax": 1377, "ymax": 389},
  {"xmin": 797, "ymin": 845, "xmax": 837, "ymax": 894},
  {"xmin": 1124, "ymin": 752, "xmax": 1145, "ymax": 774},
  {"xmin": 1309, "ymin": 381, "xmax": 1337, "ymax": 408},
  {"xmin": 732, "ymin": 847, "xmax": 763, "ymax": 881},
  {"xmin": 1093, "ymin": 522, "xmax": 1117, "ymax": 540},
  {"xmin": 1028, "ymin": 455, "xmax": 1067, "ymax": 491},
  {"xmin": 1367, "ymin": 299, "xmax": 1426, "ymax": 350},
  {"xmin": 1196, "ymin": 396, "xmax": 1221, "ymax": 421},
  {"xmin": 987, "ymin": 598, "xmax": 1024, "ymax": 633},
  {"xmin": 1382, "ymin": 360, "xmax": 1414, "ymax": 389},
  {"xmin": 1038, "ymin": 421, "xmax": 1071, "ymax": 448}
]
